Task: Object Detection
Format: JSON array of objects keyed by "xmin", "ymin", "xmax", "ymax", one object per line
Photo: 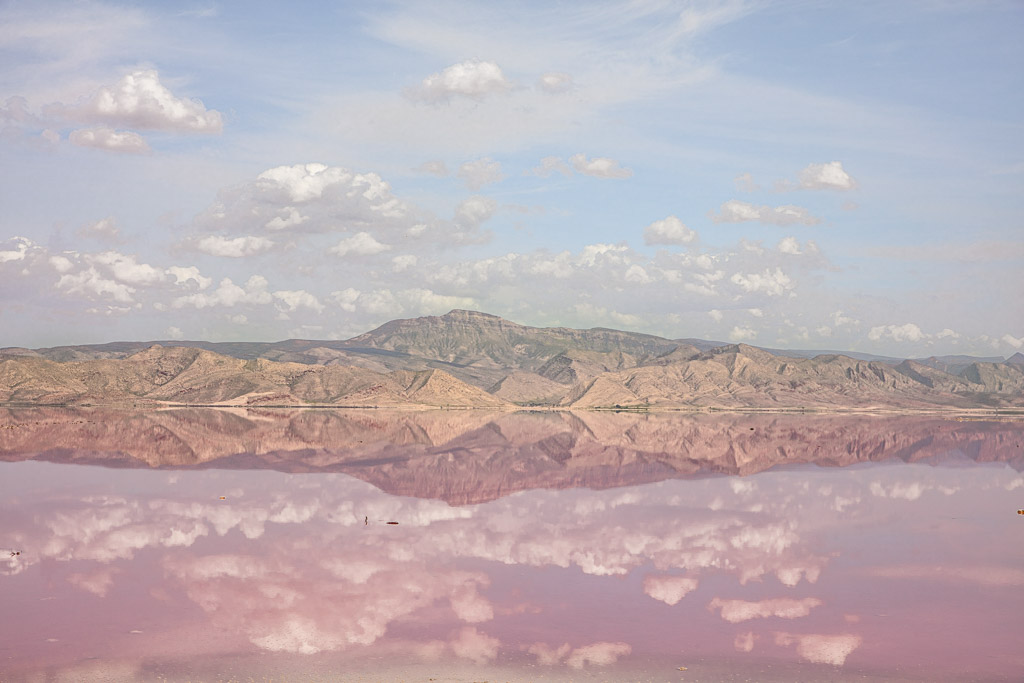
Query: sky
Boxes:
[{"xmin": 1, "ymin": 0, "xmax": 1022, "ymax": 357}]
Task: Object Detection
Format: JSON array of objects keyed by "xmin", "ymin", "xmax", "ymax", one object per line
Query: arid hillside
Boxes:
[{"xmin": 2, "ymin": 310, "xmax": 1022, "ymax": 409}]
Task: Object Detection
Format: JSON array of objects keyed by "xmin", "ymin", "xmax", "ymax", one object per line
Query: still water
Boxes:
[{"xmin": 1, "ymin": 408, "xmax": 1022, "ymax": 682}]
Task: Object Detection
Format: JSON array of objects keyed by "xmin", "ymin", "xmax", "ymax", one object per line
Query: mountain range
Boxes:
[{"xmin": 2, "ymin": 309, "xmax": 1023, "ymax": 410}]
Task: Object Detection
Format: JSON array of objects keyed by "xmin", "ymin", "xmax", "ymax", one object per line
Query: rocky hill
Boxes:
[
  {"xmin": 0, "ymin": 346, "xmax": 506, "ymax": 408},
  {"xmin": 2, "ymin": 310, "xmax": 1021, "ymax": 410}
]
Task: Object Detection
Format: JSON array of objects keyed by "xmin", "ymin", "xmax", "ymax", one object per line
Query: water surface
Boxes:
[{"xmin": 1, "ymin": 409, "xmax": 1022, "ymax": 681}]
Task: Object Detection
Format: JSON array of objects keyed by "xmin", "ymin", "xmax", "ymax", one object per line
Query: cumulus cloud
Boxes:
[
  {"xmin": 711, "ymin": 200, "xmax": 820, "ymax": 226},
  {"xmin": 569, "ymin": 153, "xmax": 633, "ymax": 179},
  {"xmin": 1000, "ymin": 333, "xmax": 1023, "ymax": 349},
  {"xmin": 273, "ymin": 290, "xmax": 324, "ymax": 313},
  {"xmin": 453, "ymin": 196, "xmax": 498, "ymax": 230},
  {"xmin": 91, "ymin": 251, "xmax": 164, "ymax": 285},
  {"xmin": 643, "ymin": 215, "xmax": 696, "ymax": 245},
  {"xmin": 68, "ymin": 127, "xmax": 150, "ymax": 153},
  {"xmin": 193, "ymin": 162, "xmax": 489, "ymax": 249},
  {"xmin": 730, "ymin": 268, "xmax": 794, "ymax": 296},
  {"xmin": 167, "ymin": 265, "xmax": 212, "ymax": 290},
  {"xmin": 328, "ymin": 232, "xmax": 391, "ymax": 258},
  {"xmin": 50, "ymin": 69, "xmax": 223, "ymax": 133},
  {"xmin": 729, "ymin": 326, "xmax": 757, "ymax": 341},
  {"xmin": 409, "ymin": 60, "xmax": 512, "ymax": 102},
  {"xmin": 791, "ymin": 161, "xmax": 857, "ymax": 191},
  {"xmin": 531, "ymin": 156, "xmax": 573, "ymax": 178},
  {"xmin": 708, "ymin": 597, "xmax": 822, "ymax": 623},
  {"xmin": 172, "ymin": 275, "xmax": 273, "ymax": 309},
  {"xmin": 77, "ymin": 217, "xmax": 122, "ymax": 242},
  {"xmin": 458, "ymin": 157, "xmax": 504, "ymax": 190},
  {"xmin": 537, "ymin": 71, "xmax": 573, "ymax": 93},
  {"xmin": 0, "ymin": 236, "xmax": 33, "ymax": 263},
  {"xmin": 774, "ymin": 632, "xmax": 862, "ymax": 666},
  {"xmin": 868, "ymin": 323, "xmax": 926, "ymax": 343},
  {"xmin": 392, "ymin": 255, "xmax": 418, "ymax": 272},
  {"xmin": 777, "ymin": 236, "xmax": 802, "ymax": 254},
  {"xmin": 196, "ymin": 235, "xmax": 275, "ymax": 258},
  {"xmin": 735, "ymin": 172, "xmax": 759, "ymax": 192},
  {"xmin": 414, "ymin": 160, "xmax": 449, "ymax": 176},
  {"xmin": 643, "ymin": 574, "xmax": 698, "ymax": 605},
  {"xmin": 264, "ymin": 207, "xmax": 308, "ymax": 231}
]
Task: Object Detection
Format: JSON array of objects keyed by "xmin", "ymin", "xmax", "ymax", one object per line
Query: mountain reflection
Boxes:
[
  {"xmin": 1, "ymin": 407, "xmax": 1022, "ymax": 504},
  {"xmin": 1, "ymin": 411, "xmax": 1022, "ymax": 681}
]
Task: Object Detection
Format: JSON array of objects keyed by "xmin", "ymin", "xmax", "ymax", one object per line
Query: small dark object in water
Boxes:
[
  {"xmin": 364, "ymin": 516, "xmax": 368, "ymax": 525},
  {"xmin": 386, "ymin": 521, "xmax": 399, "ymax": 525}
]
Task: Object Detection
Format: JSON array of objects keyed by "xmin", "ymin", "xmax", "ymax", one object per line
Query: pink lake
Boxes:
[{"xmin": 1, "ymin": 408, "xmax": 1022, "ymax": 682}]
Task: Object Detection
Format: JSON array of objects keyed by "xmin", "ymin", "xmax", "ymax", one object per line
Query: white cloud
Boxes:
[
  {"xmin": 569, "ymin": 153, "xmax": 633, "ymax": 179},
  {"xmin": 778, "ymin": 236, "xmax": 802, "ymax": 254},
  {"xmin": 711, "ymin": 200, "xmax": 820, "ymax": 226},
  {"xmin": 414, "ymin": 160, "xmax": 449, "ymax": 176},
  {"xmin": 774, "ymin": 632, "xmax": 862, "ymax": 667},
  {"xmin": 172, "ymin": 275, "xmax": 273, "ymax": 309},
  {"xmin": 708, "ymin": 309, "xmax": 723, "ymax": 322},
  {"xmin": 868, "ymin": 323, "xmax": 926, "ymax": 343},
  {"xmin": 643, "ymin": 574, "xmax": 698, "ymax": 605},
  {"xmin": 1000, "ymin": 333, "xmax": 1023, "ymax": 349},
  {"xmin": 56, "ymin": 267, "xmax": 135, "ymax": 302},
  {"xmin": 457, "ymin": 157, "xmax": 504, "ymax": 190},
  {"xmin": 329, "ymin": 288, "xmax": 361, "ymax": 312},
  {"xmin": 729, "ymin": 326, "xmax": 756, "ymax": 341},
  {"xmin": 264, "ymin": 207, "xmax": 309, "ymax": 231},
  {"xmin": 537, "ymin": 72, "xmax": 573, "ymax": 93},
  {"xmin": 643, "ymin": 215, "xmax": 696, "ymax": 245},
  {"xmin": 78, "ymin": 217, "xmax": 122, "ymax": 242},
  {"xmin": 52, "ymin": 69, "xmax": 223, "ymax": 133},
  {"xmin": 273, "ymin": 290, "xmax": 324, "ymax": 313},
  {"xmin": 197, "ymin": 235, "xmax": 275, "ymax": 258},
  {"xmin": 832, "ymin": 310, "xmax": 858, "ymax": 328},
  {"xmin": 68, "ymin": 127, "xmax": 150, "ymax": 153},
  {"xmin": 531, "ymin": 156, "xmax": 573, "ymax": 178},
  {"xmin": 328, "ymin": 232, "xmax": 391, "ymax": 257},
  {"xmin": 708, "ymin": 597, "xmax": 822, "ymax": 623},
  {"xmin": 256, "ymin": 163, "xmax": 398, "ymax": 206},
  {"xmin": 91, "ymin": 251, "xmax": 164, "ymax": 285},
  {"xmin": 536, "ymin": 71, "xmax": 577, "ymax": 92},
  {"xmin": 166, "ymin": 326, "xmax": 183, "ymax": 340},
  {"xmin": 49, "ymin": 255, "xmax": 74, "ymax": 273},
  {"xmin": 167, "ymin": 266, "xmax": 212, "ymax": 290},
  {"xmin": 454, "ymin": 196, "xmax": 498, "ymax": 229},
  {"xmin": 0, "ymin": 237, "xmax": 32, "ymax": 263},
  {"xmin": 409, "ymin": 60, "xmax": 512, "ymax": 103},
  {"xmin": 730, "ymin": 268, "xmax": 793, "ymax": 296},
  {"xmin": 399, "ymin": 288, "xmax": 478, "ymax": 315},
  {"xmin": 795, "ymin": 161, "xmax": 857, "ymax": 191},
  {"xmin": 735, "ymin": 172, "xmax": 759, "ymax": 192},
  {"xmin": 392, "ymin": 255, "xmax": 418, "ymax": 272}
]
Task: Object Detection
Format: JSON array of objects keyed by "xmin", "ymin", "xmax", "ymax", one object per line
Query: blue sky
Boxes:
[{"xmin": 1, "ymin": 0, "xmax": 1021, "ymax": 357}]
